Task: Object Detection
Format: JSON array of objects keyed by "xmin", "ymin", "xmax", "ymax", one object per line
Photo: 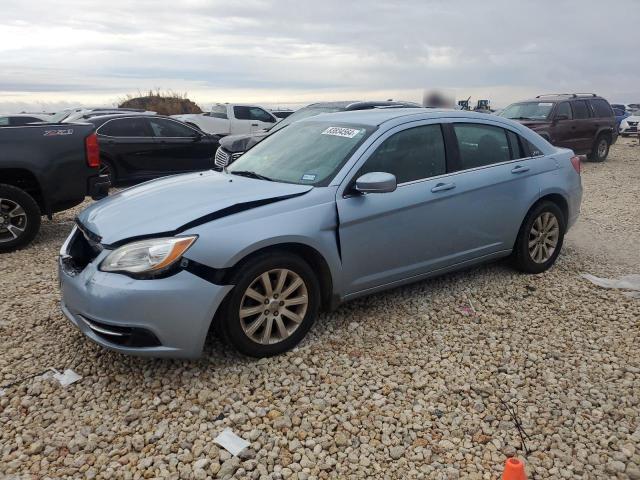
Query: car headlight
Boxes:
[{"xmin": 100, "ymin": 236, "xmax": 197, "ymax": 276}]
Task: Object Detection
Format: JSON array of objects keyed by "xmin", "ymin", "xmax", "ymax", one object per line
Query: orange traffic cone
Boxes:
[{"xmin": 502, "ymin": 457, "xmax": 527, "ymax": 480}]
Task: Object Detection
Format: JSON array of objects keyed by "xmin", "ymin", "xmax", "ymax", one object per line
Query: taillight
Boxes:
[
  {"xmin": 85, "ymin": 132, "xmax": 100, "ymax": 168},
  {"xmin": 570, "ymin": 155, "xmax": 581, "ymax": 175}
]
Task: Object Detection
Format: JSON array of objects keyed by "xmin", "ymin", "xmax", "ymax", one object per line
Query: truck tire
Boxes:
[
  {"xmin": 0, "ymin": 184, "xmax": 41, "ymax": 253},
  {"xmin": 588, "ymin": 134, "xmax": 610, "ymax": 162}
]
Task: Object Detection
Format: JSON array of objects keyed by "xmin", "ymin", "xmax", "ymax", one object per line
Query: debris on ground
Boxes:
[
  {"xmin": 581, "ymin": 273, "xmax": 640, "ymax": 298},
  {"xmin": 214, "ymin": 428, "xmax": 250, "ymax": 456}
]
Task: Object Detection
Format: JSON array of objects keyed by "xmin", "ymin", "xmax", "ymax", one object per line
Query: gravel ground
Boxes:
[{"xmin": 1, "ymin": 138, "xmax": 639, "ymax": 479}]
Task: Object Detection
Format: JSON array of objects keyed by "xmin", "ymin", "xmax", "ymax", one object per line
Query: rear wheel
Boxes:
[
  {"xmin": 0, "ymin": 184, "xmax": 41, "ymax": 253},
  {"xmin": 588, "ymin": 135, "xmax": 610, "ymax": 162},
  {"xmin": 220, "ymin": 252, "xmax": 320, "ymax": 357},
  {"xmin": 513, "ymin": 201, "xmax": 565, "ymax": 273},
  {"xmin": 99, "ymin": 160, "xmax": 116, "ymax": 186}
]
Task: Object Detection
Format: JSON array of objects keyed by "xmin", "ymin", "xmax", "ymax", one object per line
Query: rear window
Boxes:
[
  {"xmin": 590, "ymin": 99, "xmax": 614, "ymax": 118},
  {"xmin": 99, "ymin": 118, "xmax": 152, "ymax": 137},
  {"xmin": 209, "ymin": 105, "xmax": 228, "ymax": 119},
  {"xmin": 453, "ymin": 123, "xmax": 510, "ymax": 170},
  {"xmin": 571, "ymin": 101, "xmax": 590, "ymax": 119}
]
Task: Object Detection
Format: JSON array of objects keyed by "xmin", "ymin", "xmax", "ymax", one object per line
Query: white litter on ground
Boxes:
[
  {"xmin": 214, "ymin": 428, "xmax": 250, "ymax": 456},
  {"xmin": 51, "ymin": 369, "xmax": 82, "ymax": 387},
  {"xmin": 0, "ymin": 388, "xmax": 5, "ymax": 397},
  {"xmin": 581, "ymin": 274, "xmax": 640, "ymax": 299}
]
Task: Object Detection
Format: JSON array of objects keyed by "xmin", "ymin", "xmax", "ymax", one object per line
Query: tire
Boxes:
[
  {"xmin": 588, "ymin": 134, "xmax": 610, "ymax": 162},
  {"xmin": 0, "ymin": 184, "xmax": 41, "ymax": 253},
  {"xmin": 220, "ymin": 252, "xmax": 320, "ymax": 357},
  {"xmin": 513, "ymin": 201, "xmax": 565, "ymax": 274}
]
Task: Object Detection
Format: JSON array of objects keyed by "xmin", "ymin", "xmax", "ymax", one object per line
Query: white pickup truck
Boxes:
[{"xmin": 172, "ymin": 103, "xmax": 278, "ymax": 136}]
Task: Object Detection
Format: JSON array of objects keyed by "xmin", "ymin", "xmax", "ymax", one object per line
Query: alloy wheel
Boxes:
[
  {"xmin": 528, "ymin": 212, "xmax": 559, "ymax": 263},
  {"xmin": 597, "ymin": 139, "xmax": 608, "ymax": 159},
  {"xmin": 239, "ymin": 268, "xmax": 309, "ymax": 345},
  {"xmin": 0, "ymin": 198, "xmax": 28, "ymax": 243}
]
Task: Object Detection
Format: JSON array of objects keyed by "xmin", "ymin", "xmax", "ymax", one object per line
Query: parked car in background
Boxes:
[
  {"xmin": 612, "ymin": 107, "xmax": 630, "ymax": 128},
  {"xmin": 84, "ymin": 114, "xmax": 221, "ymax": 186},
  {"xmin": 215, "ymin": 100, "xmax": 422, "ymax": 168},
  {"xmin": 270, "ymin": 109, "xmax": 295, "ymax": 120},
  {"xmin": 0, "ymin": 113, "xmax": 50, "ymax": 126},
  {"xmin": 0, "ymin": 122, "xmax": 108, "ymax": 252},
  {"xmin": 59, "ymin": 108, "xmax": 581, "ymax": 358},
  {"xmin": 62, "ymin": 108, "xmax": 155, "ymax": 123},
  {"xmin": 499, "ymin": 93, "xmax": 617, "ymax": 161},
  {"xmin": 619, "ymin": 114, "xmax": 639, "ymax": 136},
  {"xmin": 172, "ymin": 103, "xmax": 278, "ymax": 136}
]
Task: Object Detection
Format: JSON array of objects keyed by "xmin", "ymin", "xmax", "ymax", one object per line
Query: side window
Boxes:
[
  {"xmin": 233, "ymin": 106, "xmax": 251, "ymax": 120},
  {"xmin": 208, "ymin": 105, "xmax": 228, "ymax": 119},
  {"xmin": 149, "ymin": 118, "xmax": 198, "ymax": 137},
  {"xmin": 590, "ymin": 99, "xmax": 614, "ymax": 118},
  {"xmin": 453, "ymin": 123, "xmax": 510, "ymax": 170},
  {"xmin": 358, "ymin": 125, "xmax": 446, "ymax": 184},
  {"xmin": 98, "ymin": 118, "xmax": 152, "ymax": 137},
  {"xmin": 0, "ymin": 117, "xmax": 10, "ymax": 126},
  {"xmin": 571, "ymin": 101, "xmax": 590, "ymax": 120},
  {"xmin": 248, "ymin": 107, "xmax": 275, "ymax": 123},
  {"xmin": 555, "ymin": 102, "xmax": 573, "ymax": 119},
  {"xmin": 522, "ymin": 138, "xmax": 543, "ymax": 157},
  {"xmin": 506, "ymin": 130, "xmax": 525, "ymax": 159}
]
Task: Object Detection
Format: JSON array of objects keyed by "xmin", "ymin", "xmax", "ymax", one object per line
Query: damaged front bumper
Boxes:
[{"xmin": 58, "ymin": 227, "xmax": 233, "ymax": 358}]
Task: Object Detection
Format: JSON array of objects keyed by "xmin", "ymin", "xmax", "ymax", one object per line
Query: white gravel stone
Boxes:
[{"xmin": 0, "ymin": 139, "xmax": 639, "ymax": 479}]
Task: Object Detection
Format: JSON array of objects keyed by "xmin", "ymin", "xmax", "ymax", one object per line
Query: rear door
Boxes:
[
  {"xmin": 97, "ymin": 117, "xmax": 157, "ymax": 182},
  {"xmin": 148, "ymin": 118, "xmax": 215, "ymax": 175},
  {"xmin": 570, "ymin": 100, "xmax": 596, "ymax": 152}
]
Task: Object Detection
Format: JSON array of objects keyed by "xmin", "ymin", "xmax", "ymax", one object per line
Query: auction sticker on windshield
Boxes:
[{"xmin": 321, "ymin": 127, "xmax": 362, "ymax": 138}]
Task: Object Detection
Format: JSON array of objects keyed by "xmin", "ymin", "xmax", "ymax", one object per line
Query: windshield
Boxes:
[
  {"xmin": 227, "ymin": 121, "xmax": 374, "ymax": 186},
  {"xmin": 267, "ymin": 105, "xmax": 347, "ymax": 133},
  {"xmin": 499, "ymin": 102, "xmax": 554, "ymax": 120}
]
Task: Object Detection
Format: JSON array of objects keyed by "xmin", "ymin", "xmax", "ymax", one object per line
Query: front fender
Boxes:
[{"xmin": 181, "ymin": 187, "xmax": 345, "ymax": 294}]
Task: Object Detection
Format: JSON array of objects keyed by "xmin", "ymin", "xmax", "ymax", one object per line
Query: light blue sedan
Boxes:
[{"xmin": 59, "ymin": 109, "xmax": 582, "ymax": 358}]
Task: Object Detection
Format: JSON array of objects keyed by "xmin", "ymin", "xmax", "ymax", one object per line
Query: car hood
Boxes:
[
  {"xmin": 77, "ymin": 171, "xmax": 313, "ymax": 246},
  {"xmin": 219, "ymin": 131, "xmax": 270, "ymax": 153}
]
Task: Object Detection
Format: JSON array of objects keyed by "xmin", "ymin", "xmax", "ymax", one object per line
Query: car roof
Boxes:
[
  {"xmin": 79, "ymin": 114, "xmax": 172, "ymax": 126},
  {"xmin": 301, "ymin": 107, "xmax": 508, "ymax": 127},
  {"xmin": 515, "ymin": 94, "xmax": 607, "ymax": 103}
]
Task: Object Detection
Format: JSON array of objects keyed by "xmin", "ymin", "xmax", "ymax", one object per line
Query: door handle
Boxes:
[
  {"xmin": 431, "ymin": 182, "xmax": 456, "ymax": 192},
  {"xmin": 251, "ymin": 123, "xmax": 259, "ymax": 127},
  {"xmin": 511, "ymin": 165, "xmax": 530, "ymax": 174}
]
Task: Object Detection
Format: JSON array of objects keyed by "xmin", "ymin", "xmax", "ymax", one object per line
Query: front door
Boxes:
[{"xmin": 148, "ymin": 118, "xmax": 215, "ymax": 175}]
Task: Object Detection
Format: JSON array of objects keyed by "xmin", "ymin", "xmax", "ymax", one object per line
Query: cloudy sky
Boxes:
[{"xmin": 1, "ymin": 0, "xmax": 638, "ymax": 112}]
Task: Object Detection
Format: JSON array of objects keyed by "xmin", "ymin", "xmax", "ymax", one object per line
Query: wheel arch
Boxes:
[
  {"xmin": 221, "ymin": 242, "xmax": 335, "ymax": 311},
  {"xmin": 0, "ymin": 168, "xmax": 45, "ymax": 213},
  {"xmin": 513, "ymin": 192, "xmax": 569, "ymax": 250}
]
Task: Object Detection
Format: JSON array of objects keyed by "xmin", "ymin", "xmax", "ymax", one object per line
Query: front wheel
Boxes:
[
  {"xmin": 0, "ymin": 184, "xmax": 41, "ymax": 253},
  {"xmin": 513, "ymin": 201, "xmax": 565, "ymax": 274},
  {"xmin": 220, "ymin": 252, "xmax": 320, "ymax": 357},
  {"xmin": 588, "ymin": 135, "xmax": 610, "ymax": 162}
]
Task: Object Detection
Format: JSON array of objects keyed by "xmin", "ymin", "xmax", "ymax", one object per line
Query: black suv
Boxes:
[
  {"xmin": 499, "ymin": 93, "xmax": 617, "ymax": 161},
  {"xmin": 215, "ymin": 100, "xmax": 422, "ymax": 168}
]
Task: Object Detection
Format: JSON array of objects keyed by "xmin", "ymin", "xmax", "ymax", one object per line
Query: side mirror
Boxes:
[
  {"xmin": 354, "ymin": 172, "xmax": 397, "ymax": 194},
  {"xmin": 554, "ymin": 114, "xmax": 569, "ymax": 122}
]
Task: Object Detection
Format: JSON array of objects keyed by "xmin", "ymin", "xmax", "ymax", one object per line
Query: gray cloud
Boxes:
[{"xmin": 0, "ymin": 0, "xmax": 638, "ymax": 112}]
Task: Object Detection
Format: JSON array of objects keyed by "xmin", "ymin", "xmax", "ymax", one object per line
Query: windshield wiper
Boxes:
[
  {"xmin": 511, "ymin": 116, "xmax": 537, "ymax": 120},
  {"xmin": 229, "ymin": 170, "xmax": 274, "ymax": 181}
]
